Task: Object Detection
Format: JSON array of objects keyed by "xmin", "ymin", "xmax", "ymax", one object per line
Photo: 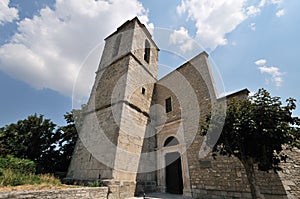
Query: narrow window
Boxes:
[
  {"xmin": 165, "ymin": 97, "xmax": 172, "ymax": 113},
  {"xmin": 144, "ymin": 39, "xmax": 150, "ymax": 63},
  {"xmin": 142, "ymin": 87, "xmax": 146, "ymax": 95},
  {"xmin": 112, "ymin": 34, "xmax": 122, "ymax": 57}
]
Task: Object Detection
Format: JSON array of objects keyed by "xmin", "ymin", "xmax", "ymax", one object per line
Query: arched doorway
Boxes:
[
  {"xmin": 157, "ymin": 130, "xmax": 192, "ymax": 196},
  {"xmin": 165, "ymin": 152, "xmax": 183, "ymax": 194}
]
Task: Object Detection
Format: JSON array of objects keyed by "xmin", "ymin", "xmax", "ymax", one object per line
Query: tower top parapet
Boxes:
[{"xmin": 105, "ymin": 17, "xmax": 159, "ymax": 50}]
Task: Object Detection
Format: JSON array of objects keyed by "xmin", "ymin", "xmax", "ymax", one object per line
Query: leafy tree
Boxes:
[
  {"xmin": 0, "ymin": 105, "xmax": 86, "ymax": 174},
  {"xmin": 0, "ymin": 114, "xmax": 60, "ymax": 173},
  {"xmin": 55, "ymin": 112, "xmax": 78, "ymax": 172},
  {"xmin": 0, "ymin": 127, "xmax": 5, "ymax": 155},
  {"xmin": 203, "ymin": 89, "xmax": 300, "ymax": 199},
  {"xmin": 53, "ymin": 105, "xmax": 86, "ymax": 172}
]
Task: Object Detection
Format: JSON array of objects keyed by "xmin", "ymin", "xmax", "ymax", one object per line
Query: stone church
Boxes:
[{"xmin": 66, "ymin": 17, "xmax": 299, "ymax": 199}]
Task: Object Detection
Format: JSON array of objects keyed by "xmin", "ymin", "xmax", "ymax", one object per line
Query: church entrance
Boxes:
[{"xmin": 165, "ymin": 152, "xmax": 183, "ymax": 194}]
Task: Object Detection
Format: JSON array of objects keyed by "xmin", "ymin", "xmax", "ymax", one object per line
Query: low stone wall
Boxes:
[
  {"xmin": 188, "ymin": 149, "xmax": 289, "ymax": 199},
  {"xmin": 278, "ymin": 147, "xmax": 300, "ymax": 199},
  {"xmin": 192, "ymin": 189, "xmax": 289, "ymax": 199},
  {"xmin": 0, "ymin": 180, "xmax": 137, "ymax": 199},
  {"xmin": 103, "ymin": 180, "xmax": 136, "ymax": 199},
  {"xmin": 0, "ymin": 187, "xmax": 108, "ymax": 199}
]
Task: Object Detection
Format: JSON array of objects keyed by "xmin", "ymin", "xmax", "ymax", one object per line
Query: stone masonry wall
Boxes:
[
  {"xmin": 98, "ymin": 21, "xmax": 134, "ymax": 70},
  {"xmin": 153, "ymin": 51, "xmax": 289, "ymax": 199},
  {"xmin": 112, "ymin": 18, "xmax": 158, "ymax": 187},
  {"xmin": 0, "ymin": 182, "xmax": 138, "ymax": 199},
  {"xmin": 131, "ymin": 22, "xmax": 158, "ymax": 79},
  {"xmin": 173, "ymin": 52, "xmax": 287, "ymax": 199},
  {"xmin": 189, "ymin": 152, "xmax": 288, "ymax": 199},
  {"xmin": 152, "ymin": 52, "xmax": 216, "ymax": 196},
  {"xmin": 278, "ymin": 147, "xmax": 300, "ymax": 199},
  {"xmin": 0, "ymin": 187, "xmax": 108, "ymax": 199},
  {"xmin": 111, "ymin": 20, "xmax": 158, "ymax": 180},
  {"xmin": 67, "ymin": 56, "xmax": 131, "ymax": 180},
  {"xmin": 67, "ymin": 18, "xmax": 158, "ymax": 194}
]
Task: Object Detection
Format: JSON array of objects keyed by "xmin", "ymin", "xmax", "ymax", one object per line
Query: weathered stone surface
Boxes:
[
  {"xmin": 278, "ymin": 147, "xmax": 300, "ymax": 199},
  {"xmin": 66, "ymin": 17, "xmax": 299, "ymax": 199},
  {"xmin": 0, "ymin": 187, "xmax": 108, "ymax": 199}
]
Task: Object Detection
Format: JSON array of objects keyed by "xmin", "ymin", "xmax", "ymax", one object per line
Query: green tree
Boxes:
[
  {"xmin": 203, "ymin": 89, "xmax": 299, "ymax": 199},
  {"xmin": 0, "ymin": 105, "xmax": 86, "ymax": 174},
  {"xmin": 55, "ymin": 105, "xmax": 86, "ymax": 172},
  {"xmin": 55, "ymin": 112, "xmax": 78, "ymax": 172},
  {"xmin": 0, "ymin": 114, "xmax": 60, "ymax": 173}
]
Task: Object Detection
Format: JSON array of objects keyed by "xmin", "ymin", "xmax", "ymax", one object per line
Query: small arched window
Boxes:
[
  {"xmin": 112, "ymin": 34, "xmax": 122, "ymax": 57},
  {"xmin": 164, "ymin": 136, "xmax": 179, "ymax": 147},
  {"xmin": 144, "ymin": 39, "xmax": 150, "ymax": 63}
]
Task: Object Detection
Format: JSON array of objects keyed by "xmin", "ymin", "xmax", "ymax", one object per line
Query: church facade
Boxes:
[{"xmin": 67, "ymin": 17, "xmax": 295, "ymax": 199}]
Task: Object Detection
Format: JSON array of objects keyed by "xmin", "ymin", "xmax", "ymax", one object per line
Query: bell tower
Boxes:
[{"xmin": 67, "ymin": 17, "xmax": 159, "ymax": 184}]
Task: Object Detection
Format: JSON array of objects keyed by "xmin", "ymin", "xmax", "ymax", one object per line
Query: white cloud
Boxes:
[
  {"xmin": 246, "ymin": 6, "xmax": 261, "ymax": 17},
  {"xmin": 174, "ymin": 0, "xmax": 286, "ymax": 52},
  {"xmin": 259, "ymin": 66, "xmax": 284, "ymax": 87},
  {"xmin": 255, "ymin": 59, "xmax": 267, "ymax": 66},
  {"xmin": 0, "ymin": 0, "xmax": 18, "ymax": 25},
  {"xmin": 276, "ymin": 9, "xmax": 285, "ymax": 17},
  {"xmin": 176, "ymin": 0, "xmax": 186, "ymax": 16},
  {"xmin": 249, "ymin": 22, "xmax": 256, "ymax": 31},
  {"xmin": 255, "ymin": 59, "xmax": 285, "ymax": 87},
  {"xmin": 177, "ymin": 0, "xmax": 247, "ymax": 51},
  {"xmin": 259, "ymin": 0, "xmax": 284, "ymax": 7},
  {"xmin": 169, "ymin": 27, "xmax": 194, "ymax": 53},
  {"xmin": 271, "ymin": 0, "xmax": 284, "ymax": 5},
  {"xmin": 0, "ymin": 0, "xmax": 150, "ymax": 100},
  {"xmin": 259, "ymin": 66, "xmax": 283, "ymax": 77},
  {"xmin": 258, "ymin": 0, "xmax": 267, "ymax": 7},
  {"xmin": 174, "ymin": 0, "xmax": 287, "ymax": 51}
]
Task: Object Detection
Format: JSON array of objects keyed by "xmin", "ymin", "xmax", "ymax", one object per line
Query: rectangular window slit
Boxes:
[{"xmin": 165, "ymin": 97, "xmax": 172, "ymax": 113}]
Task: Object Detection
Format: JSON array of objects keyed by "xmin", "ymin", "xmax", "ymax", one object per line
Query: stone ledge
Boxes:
[{"xmin": 0, "ymin": 187, "xmax": 109, "ymax": 199}]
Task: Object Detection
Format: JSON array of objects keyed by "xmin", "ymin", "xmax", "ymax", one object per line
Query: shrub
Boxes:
[
  {"xmin": 0, "ymin": 169, "xmax": 35, "ymax": 186},
  {"xmin": 0, "ymin": 156, "xmax": 62, "ymax": 187},
  {"xmin": 0, "ymin": 156, "xmax": 36, "ymax": 174},
  {"xmin": 87, "ymin": 180, "xmax": 103, "ymax": 187}
]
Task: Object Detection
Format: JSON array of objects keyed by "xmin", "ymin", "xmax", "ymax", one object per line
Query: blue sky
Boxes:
[{"xmin": 0, "ymin": 0, "xmax": 299, "ymax": 127}]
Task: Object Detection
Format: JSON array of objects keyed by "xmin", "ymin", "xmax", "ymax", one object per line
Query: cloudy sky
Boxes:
[{"xmin": 0, "ymin": 0, "xmax": 299, "ymax": 126}]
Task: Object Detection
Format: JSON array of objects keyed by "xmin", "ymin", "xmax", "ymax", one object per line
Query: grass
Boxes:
[
  {"xmin": 0, "ymin": 169, "xmax": 78, "ymax": 192},
  {"xmin": 0, "ymin": 183, "xmax": 79, "ymax": 192},
  {"xmin": 0, "ymin": 169, "xmax": 60, "ymax": 187},
  {"xmin": 87, "ymin": 180, "xmax": 103, "ymax": 187}
]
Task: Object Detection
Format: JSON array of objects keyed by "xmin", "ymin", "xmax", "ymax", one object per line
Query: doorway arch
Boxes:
[
  {"xmin": 164, "ymin": 136, "xmax": 179, "ymax": 147},
  {"xmin": 165, "ymin": 152, "xmax": 183, "ymax": 194},
  {"xmin": 156, "ymin": 120, "xmax": 192, "ymax": 197}
]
